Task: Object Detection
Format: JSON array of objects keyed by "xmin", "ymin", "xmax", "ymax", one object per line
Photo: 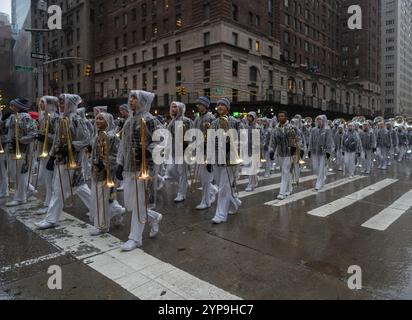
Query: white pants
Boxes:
[
  {"xmin": 213, "ymin": 166, "xmax": 241, "ymax": 222},
  {"xmin": 336, "ymin": 150, "xmax": 344, "ymax": 171},
  {"xmin": 90, "ymin": 180, "xmax": 112, "ymax": 230},
  {"xmin": 198, "ymin": 164, "xmax": 215, "ymax": 206},
  {"xmin": 344, "ymin": 152, "xmax": 356, "ymax": 177},
  {"xmin": 312, "ymin": 154, "xmax": 327, "ymax": 189},
  {"xmin": 167, "ymin": 164, "xmax": 188, "ymax": 198},
  {"xmin": 123, "ymin": 173, "xmax": 161, "ymax": 243},
  {"xmin": 9, "ymin": 159, "xmax": 28, "ymax": 202},
  {"xmin": 398, "ymin": 146, "xmax": 407, "ymax": 162},
  {"xmin": 278, "ymin": 156, "xmax": 292, "ymax": 196},
  {"xmin": 0, "ymin": 154, "xmax": 8, "ymax": 197},
  {"xmin": 377, "ymin": 147, "xmax": 388, "ymax": 169},
  {"xmin": 362, "ymin": 150, "xmax": 373, "ymax": 173},
  {"xmin": 263, "ymin": 150, "xmax": 272, "ymax": 176},
  {"xmin": 38, "ymin": 157, "xmax": 54, "ymax": 206},
  {"xmin": 45, "ymin": 165, "xmax": 91, "ymax": 224}
]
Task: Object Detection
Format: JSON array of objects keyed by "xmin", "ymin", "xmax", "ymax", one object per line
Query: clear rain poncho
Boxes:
[
  {"xmin": 39, "ymin": 96, "xmax": 59, "ymax": 150},
  {"xmin": 91, "ymin": 112, "xmax": 119, "ymax": 182},
  {"xmin": 117, "ymin": 90, "xmax": 162, "ymax": 173},
  {"xmin": 308, "ymin": 115, "xmax": 334, "ymax": 155},
  {"xmin": 50, "ymin": 94, "xmax": 92, "ymax": 186},
  {"xmin": 342, "ymin": 123, "xmax": 362, "ymax": 153}
]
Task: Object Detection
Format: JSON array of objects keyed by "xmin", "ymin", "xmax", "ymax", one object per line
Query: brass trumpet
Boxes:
[{"xmin": 39, "ymin": 113, "xmax": 50, "ymax": 158}]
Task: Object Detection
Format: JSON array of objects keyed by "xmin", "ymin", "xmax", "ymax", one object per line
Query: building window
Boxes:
[
  {"xmin": 142, "ymin": 73, "xmax": 147, "ymax": 90},
  {"xmin": 176, "ymin": 40, "xmax": 181, "ymax": 53},
  {"xmin": 153, "ymin": 71, "xmax": 158, "ymax": 90},
  {"xmin": 249, "ymin": 66, "xmax": 258, "ymax": 83},
  {"xmin": 232, "ymin": 88, "xmax": 238, "ymax": 103},
  {"xmin": 163, "ymin": 43, "xmax": 169, "ymax": 56},
  {"xmin": 203, "ymin": 60, "xmax": 210, "ymax": 82},
  {"xmin": 152, "ymin": 47, "xmax": 157, "ymax": 60},
  {"xmin": 232, "ymin": 61, "xmax": 238, "ymax": 77},
  {"xmin": 164, "ymin": 68, "xmax": 169, "ymax": 84},
  {"xmin": 232, "ymin": 32, "xmax": 239, "ymax": 46},
  {"xmin": 152, "ymin": 23, "xmax": 158, "ymax": 37},
  {"xmin": 203, "ymin": 32, "xmax": 210, "ymax": 46},
  {"xmin": 176, "ymin": 14, "xmax": 182, "ymax": 28},
  {"xmin": 176, "ymin": 66, "xmax": 182, "ymax": 84},
  {"xmin": 248, "ymin": 38, "xmax": 253, "ymax": 50},
  {"xmin": 203, "ymin": 3, "xmax": 210, "ymax": 20},
  {"xmin": 133, "ymin": 75, "xmax": 137, "ymax": 88},
  {"xmin": 232, "ymin": 4, "xmax": 238, "ymax": 20},
  {"xmin": 255, "ymin": 41, "xmax": 260, "ymax": 52}
]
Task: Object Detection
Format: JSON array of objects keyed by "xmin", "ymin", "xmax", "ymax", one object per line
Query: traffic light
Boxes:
[
  {"xmin": 177, "ymin": 85, "xmax": 186, "ymax": 96},
  {"xmin": 84, "ymin": 64, "xmax": 92, "ymax": 77}
]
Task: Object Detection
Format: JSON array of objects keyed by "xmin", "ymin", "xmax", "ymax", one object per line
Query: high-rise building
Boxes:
[
  {"xmin": 381, "ymin": 0, "xmax": 412, "ymax": 116},
  {"xmin": 32, "ymin": 0, "xmax": 96, "ymax": 100},
  {"xmin": 0, "ymin": 12, "xmax": 15, "ymax": 99},
  {"xmin": 11, "ymin": 0, "xmax": 31, "ymax": 39},
  {"xmin": 277, "ymin": 0, "xmax": 340, "ymax": 77},
  {"xmin": 339, "ymin": 0, "xmax": 381, "ymax": 115}
]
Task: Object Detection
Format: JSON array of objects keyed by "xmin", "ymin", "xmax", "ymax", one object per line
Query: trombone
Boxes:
[
  {"xmin": 39, "ymin": 112, "xmax": 50, "ymax": 158},
  {"xmin": 133, "ymin": 118, "xmax": 151, "ymax": 224},
  {"xmin": 12, "ymin": 113, "xmax": 23, "ymax": 191},
  {"xmin": 56, "ymin": 117, "xmax": 79, "ymax": 206},
  {"xmin": 94, "ymin": 131, "xmax": 116, "ymax": 229}
]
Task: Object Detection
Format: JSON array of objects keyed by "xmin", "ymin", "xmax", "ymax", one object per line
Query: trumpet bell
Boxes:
[
  {"xmin": 67, "ymin": 160, "xmax": 79, "ymax": 170},
  {"xmin": 39, "ymin": 151, "xmax": 49, "ymax": 158},
  {"xmin": 14, "ymin": 153, "xmax": 22, "ymax": 160},
  {"xmin": 298, "ymin": 159, "xmax": 306, "ymax": 165}
]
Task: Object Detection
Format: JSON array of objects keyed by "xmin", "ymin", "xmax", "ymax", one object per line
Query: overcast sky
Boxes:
[{"xmin": 0, "ymin": 0, "xmax": 11, "ymax": 17}]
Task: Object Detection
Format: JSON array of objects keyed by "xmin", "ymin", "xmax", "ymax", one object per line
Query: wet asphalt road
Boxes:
[{"xmin": 1, "ymin": 160, "xmax": 412, "ymax": 300}]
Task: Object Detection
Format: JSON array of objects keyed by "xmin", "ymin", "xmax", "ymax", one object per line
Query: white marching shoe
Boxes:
[
  {"xmin": 196, "ymin": 203, "xmax": 210, "ymax": 210},
  {"xmin": 90, "ymin": 228, "xmax": 109, "ymax": 236},
  {"xmin": 174, "ymin": 194, "xmax": 186, "ymax": 203},
  {"xmin": 5, "ymin": 200, "xmax": 27, "ymax": 207},
  {"xmin": 35, "ymin": 220, "xmax": 58, "ymax": 230},
  {"xmin": 150, "ymin": 214, "xmax": 163, "ymax": 238},
  {"xmin": 212, "ymin": 217, "xmax": 225, "ymax": 224},
  {"xmin": 277, "ymin": 194, "xmax": 286, "ymax": 200},
  {"xmin": 120, "ymin": 240, "xmax": 142, "ymax": 252}
]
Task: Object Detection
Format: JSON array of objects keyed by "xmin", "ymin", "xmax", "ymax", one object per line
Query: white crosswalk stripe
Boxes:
[
  {"xmin": 236, "ymin": 169, "xmax": 310, "ymax": 186},
  {"xmin": 0, "ymin": 201, "xmax": 240, "ymax": 301},
  {"xmin": 265, "ymin": 175, "xmax": 367, "ymax": 207},
  {"xmin": 361, "ymin": 189, "xmax": 412, "ymax": 231},
  {"xmin": 307, "ymin": 178, "xmax": 398, "ymax": 218},
  {"xmin": 237, "ymin": 174, "xmax": 334, "ymax": 199}
]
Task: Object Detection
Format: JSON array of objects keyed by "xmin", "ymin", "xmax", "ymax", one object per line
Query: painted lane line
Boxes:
[
  {"xmin": 361, "ymin": 189, "xmax": 412, "ymax": 231},
  {"xmin": 236, "ymin": 169, "xmax": 310, "ymax": 186},
  {"xmin": 237, "ymin": 174, "xmax": 335, "ymax": 199},
  {"xmin": 1, "ymin": 202, "xmax": 240, "ymax": 301},
  {"xmin": 0, "ymin": 252, "xmax": 67, "ymax": 274},
  {"xmin": 265, "ymin": 175, "xmax": 366, "ymax": 207},
  {"xmin": 307, "ymin": 178, "xmax": 398, "ymax": 218}
]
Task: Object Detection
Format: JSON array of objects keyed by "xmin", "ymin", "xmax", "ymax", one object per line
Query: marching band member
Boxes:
[
  {"xmin": 261, "ymin": 118, "xmax": 272, "ymax": 178},
  {"xmin": 5, "ymin": 98, "xmax": 39, "ymax": 207},
  {"xmin": 386, "ymin": 122, "xmax": 398, "ymax": 166},
  {"xmin": 407, "ymin": 126, "xmax": 412, "ymax": 160},
  {"xmin": 90, "ymin": 112, "xmax": 122, "ymax": 236},
  {"xmin": 290, "ymin": 115, "xmax": 305, "ymax": 184},
  {"xmin": 116, "ymin": 90, "xmax": 163, "ymax": 251},
  {"xmin": 333, "ymin": 124, "xmax": 345, "ymax": 171},
  {"xmin": 397, "ymin": 126, "xmax": 408, "ymax": 162},
  {"xmin": 115, "ymin": 104, "xmax": 129, "ymax": 192},
  {"xmin": 0, "ymin": 109, "xmax": 9, "ymax": 199},
  {"xmin": 77, "ymin": 107, "xmax": 93, "ymax": 181},
  {"xmin": 192, "ymin": 96, "xmax": 218, "ymax": 210},
  {"xmin": 270, "ymin": 111, "xmax": 300, "ymax": 200},
  {"xmin": 210, "ymin": 98, "xmax": 242, "ymax": 224},
  {"xmin": 245, "ymin": 112, "xmax": 259, "ymax": 192},
  {"xmin": 342, "ymin": 122, "xmax": 362, "ymax": 178},
  {"xmin": 36, "ymin": 96, "xmax": 59, "ymax": 212},
  {"xmin": 308, "ymin": 115, "xmax": 333, "ymax": 191},
  {"xmin": 166, "ymin": 101, "xmax": 193, "ymax": 203},
  {"xmin": 35, "ymin": 94, "xmax": 93, "ymax": 229},
  {"xmin": 376, "ymin": 122, "xmax": 392, "ymax": 170},
  {"xmin": 359, "ymin": 122, "xmax": 376, "ymax": 174}
]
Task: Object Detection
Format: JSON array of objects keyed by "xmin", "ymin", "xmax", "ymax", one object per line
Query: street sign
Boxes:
[
  {"xmin": 280, "ymin": 91, "xmax": 288, "ymax": 105},
  {"xmin": 31, "ymin": 52, "xmax": 51, "ymax": 60},
  {"xmin": 15, "ymin": 65, "xmax": 36, "ymax": 73}
]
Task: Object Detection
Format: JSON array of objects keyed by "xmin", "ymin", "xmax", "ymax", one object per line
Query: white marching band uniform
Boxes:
[
  {"xmin": 308, "ymin": 115, "xmax": 333, "ymax": 191},
  {"xmin": 2, "ymin": 90, "xmax": 412, "ymax": 252}
]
